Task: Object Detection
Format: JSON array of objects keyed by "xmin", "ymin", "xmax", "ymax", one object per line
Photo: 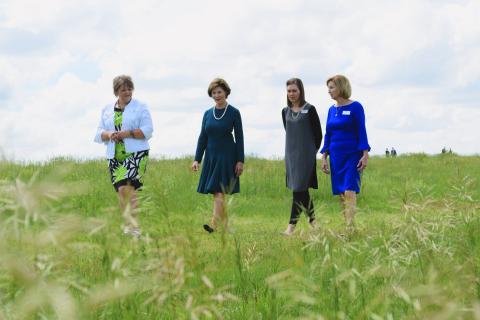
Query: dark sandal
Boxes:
[{"xmin": 203, "ymin": 224, "xmax": 215, "ymax": 233}]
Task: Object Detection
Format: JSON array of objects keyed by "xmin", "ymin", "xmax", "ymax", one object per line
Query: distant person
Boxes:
[
  {"xmin": 94, "ymin": 75, "xmax": 153, "ymax": 239},
  {"xmin": 281, "ymin": 78, "xmax": 322, "ymax": 236},
  {"xmin": 320, "ymin": 75, "xmax": 370, "ymax": 234},
  {"xmin": 385, "ymin": 148, "xmax": 390, "ymax": 157},
  {"xmin": 391, "ymin": 147, "xmax": 397, "ymax": 157},
  {"xmin": 449, "ymin": 148, "xmax": 452, "ymax": 154},
  {"xmin": 191, "ymin": 78, "xmax": 244, "ymax": 233}
]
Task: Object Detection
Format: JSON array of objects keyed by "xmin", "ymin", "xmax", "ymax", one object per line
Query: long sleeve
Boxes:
[
  {"xmin": 320, "ymin": 109, "xmax": 331, "ymax": 154},
  {"xmin": 308, "ymin": 106, "xmax": 323, "ymax": 150},
  {"xmin": 282, "ymin": 108, "xmax": 287, "ymax": 130},
  {"xmin": 354, "ymin": 103, "xmax": 371, "ymax": 151},
  {"xmin": 234, "ymin": 109, "xmax": 245, "ymax": 162},
  {"xmin": 94, "ymin": 108, "xmax": 107, "ymax": 144},
  {"xmin": 194, "ymin": 112, "xmax": 208, "ymax": 162},
  {"xmin": 138, "ymin": 104, "xmax": 153, "ymax": 140}
]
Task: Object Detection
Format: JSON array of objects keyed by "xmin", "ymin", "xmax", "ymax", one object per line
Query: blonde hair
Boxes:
[
  {"xmin": 326, "ymin": 75, "xmax": 351, "ymax": 99},
  {"xmin": 207, "ymin": 78, "xmax": 231, "ymax": 97},
  {"xmin": 113, "ymin": 75, "xmax": 134, "ymax": 96}
]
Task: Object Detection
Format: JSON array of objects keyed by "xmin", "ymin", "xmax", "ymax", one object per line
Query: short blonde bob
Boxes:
[
  {"xmin": 113, "ymin": 75, "xmax": 135, "ymax": 96},
  {"xmin": 208, "ymin": 78, "xmax": 231, "ymax": 97},
  {"xmin": 326, "ymin": 75, "xmax": 351, "ymax": 99}
]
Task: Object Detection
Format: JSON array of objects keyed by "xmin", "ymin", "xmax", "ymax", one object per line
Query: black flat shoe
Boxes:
[{"xmin": 203, "ymin": 224, "xmax": 215, "ymax": 233}]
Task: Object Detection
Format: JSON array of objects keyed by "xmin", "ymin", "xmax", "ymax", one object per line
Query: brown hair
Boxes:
[
  {"xmin": 326, "ymin": 75, "xmax": 351, "ymax": 99},
  {"xmin": 113, "ymin": 75, "xmax": 134, "ymax": 96},
  {"xmin": 286, "ymin": 78, "xmax": 306, "ymax": 108},
  {"xmin": 207, "ymin": 78, "xmax": 231, "ymax": 97}
]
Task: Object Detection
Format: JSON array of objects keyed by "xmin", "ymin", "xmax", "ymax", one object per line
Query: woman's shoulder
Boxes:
[
  {"xmin": 130, "ymin": 98, "xmax": 149, "ymax": 110},
  {"xmin": 228, "ymin": 104, "xmax": 241, "ymax": 114},
  {"xmin": 350, "ymin": 101, "xmax": 363, "ymax": 108},
  {"xmin": 224, "ymin": 105, "xmax": 241, "ymax": 117},
  {"xmin": 101, "ymin": 102, "xmax": 115, "ymax": 113},
  {"xmin": 349, "ymin": 101, "xmax": 365, "ymax": 112}
]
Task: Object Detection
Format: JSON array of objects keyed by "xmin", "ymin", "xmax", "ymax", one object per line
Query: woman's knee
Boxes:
[
  {"xmin": 344, "ymin": 190, "xmax": 356, "ymax": 197},
  {"xmin": 118, "ymin": 185, "xmax": 135, "ymax": 197},
  {"xmin": 213, "ymin": 192, "xmax": 225, "ymax": 203}
]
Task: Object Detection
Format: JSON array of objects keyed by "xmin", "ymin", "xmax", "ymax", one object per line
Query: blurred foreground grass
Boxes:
[{"xmin": 0, "ymin": 154, "xmax": 479, "ymax": 319}]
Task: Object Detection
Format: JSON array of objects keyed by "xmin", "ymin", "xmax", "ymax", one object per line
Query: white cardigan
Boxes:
[{"xmin": 94, "ymin": 98, "xmax": 153, "ymax": 159}]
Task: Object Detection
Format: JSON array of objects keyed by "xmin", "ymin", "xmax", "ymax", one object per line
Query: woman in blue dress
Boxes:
[
  {"xmin": 320, "ymin": 75, "xmax": 370, "ymax": 233},
  {"xmin": 192, "ymin": 78, "xmax": 244, "ymax": 233}
]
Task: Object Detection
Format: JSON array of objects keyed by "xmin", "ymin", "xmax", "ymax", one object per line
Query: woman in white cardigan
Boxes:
[{"xmin": 94, "ymin": 75, "xmax": 153, "ymax": 238}]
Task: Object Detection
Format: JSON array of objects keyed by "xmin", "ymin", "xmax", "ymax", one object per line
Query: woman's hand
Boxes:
[
  {"xmin": 101, "ymin": 131, "xmax": 115, "ymax": 142},
  {"xmin": 191, "ymin": 161, "xmax": 200, "ymax": 172},
  {"xmin": 357, "ymin": 151, "xmax": 369, "ymax": 171},
  {"xmin": 235, "ymin": 162, "xmax": 244, "ymax": 177},
  {"xmin": 321, "ymin": 157, "xmax": 330, "ymax": 174},
  {"xmin": 111, "ymin": 131, "xmax": 123, "ymax": 143},
  {"xmin": 111, "ymin": 130, "xmax": 131, "ymax": 143}
]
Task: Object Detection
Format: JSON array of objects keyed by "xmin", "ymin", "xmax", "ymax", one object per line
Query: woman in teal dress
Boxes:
[{"xmin": 192, "ymin": 78, "xmax": 244, "ymax": 233}]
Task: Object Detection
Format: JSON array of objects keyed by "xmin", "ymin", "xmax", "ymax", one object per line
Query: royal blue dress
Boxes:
[
  {"xmin": 320, "ymin": 101, "xmax": 370, "ymax": 195},
  {"xmin": 194, "ymin": 105, "xmax": 244, "ymax": 194}
]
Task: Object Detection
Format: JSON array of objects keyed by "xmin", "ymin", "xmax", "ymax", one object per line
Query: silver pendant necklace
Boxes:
[
  {"xmin": 335, "ymin": 105, "xmax": 341, "ymax": 117},
  {"xmin": 291, "ymin": 103, "xmax": 307, "ymax": 120},
  {"xmin": 213, "ymin": 103, "xmax": 229, "ymax": 120},
  {"xmin": 335, "ymin": 101, "xmax": 350, "ymax": 116}
]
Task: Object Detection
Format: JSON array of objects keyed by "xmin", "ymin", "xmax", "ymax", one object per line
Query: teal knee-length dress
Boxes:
[{"xmin": 194, "ymin": 105, "xmax": 244, "ymax": 194}]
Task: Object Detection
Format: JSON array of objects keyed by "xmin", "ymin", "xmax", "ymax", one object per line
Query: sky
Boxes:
[{"xmin": 0, "ymin": 0, "xmax": 479, "ymax": 161}]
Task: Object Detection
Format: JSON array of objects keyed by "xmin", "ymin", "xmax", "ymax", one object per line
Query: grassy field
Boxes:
[{"xmin": 0, "ymin": 154, "xmax": 479, "ymax": 319}]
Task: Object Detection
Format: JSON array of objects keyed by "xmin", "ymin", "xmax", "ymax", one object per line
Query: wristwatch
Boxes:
[{"xmin": 130, "ymin": 129, "xmax": 135, "ymax": 138}]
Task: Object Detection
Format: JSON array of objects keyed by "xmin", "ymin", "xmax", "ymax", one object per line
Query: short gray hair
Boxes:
[{"xmin": 113, "ymin": 75, "xmax": 134, "ymax": 96}]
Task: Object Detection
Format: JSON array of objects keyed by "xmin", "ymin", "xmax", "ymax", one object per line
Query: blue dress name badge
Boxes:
[
  {"xmin": 301, "ymin": 109, "xmax": 309, "ymax": 114},
  {"xmin": 342, "ymin": 110, "xmax": 351, "ymax": 115}
]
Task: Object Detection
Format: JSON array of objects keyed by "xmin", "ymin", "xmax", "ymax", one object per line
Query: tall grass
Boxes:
[{"xmin": 0, "ymin": 154, "xmax": 479, "ymax": 319}]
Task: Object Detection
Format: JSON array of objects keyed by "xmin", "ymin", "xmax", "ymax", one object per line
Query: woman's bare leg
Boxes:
[
  {"xmin": 343, "ymin": 190, "xmax": 356, "ymax": 231},
  {"xmin": 212, "ymin": 192, "xmax": 226, "ymax": 230},
  {"xmin": 339, "ymin": 193, "xmax": 346, "ymax": 220},
  {"xmin": 118, "ymin": 185, "xmax": 139, "ymax": 230}
]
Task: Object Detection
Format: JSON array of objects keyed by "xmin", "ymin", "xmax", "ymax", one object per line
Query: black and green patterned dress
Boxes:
[{"xmin": 109, "ymin": 107, "xmax": 149, "ymax": 191}]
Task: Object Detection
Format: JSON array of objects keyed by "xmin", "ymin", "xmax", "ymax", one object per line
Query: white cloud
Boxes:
[{"xmin": 0, "ymin": 0, "xmax": 479, "ymax": 161}]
